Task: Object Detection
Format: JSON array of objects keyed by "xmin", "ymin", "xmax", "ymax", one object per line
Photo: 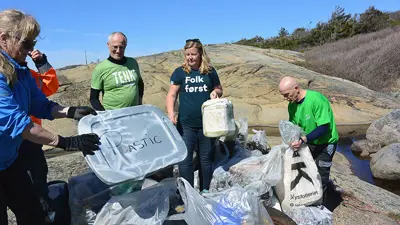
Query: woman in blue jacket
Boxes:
[{"xmin": 0, "ymin": 9, "xmax": 100, "ymax": 225}]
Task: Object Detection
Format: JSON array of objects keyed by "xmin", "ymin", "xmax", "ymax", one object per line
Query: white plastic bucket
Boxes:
[{"xmin": 202, "ymin": 98, "xmax": 236, "ymax": 137}]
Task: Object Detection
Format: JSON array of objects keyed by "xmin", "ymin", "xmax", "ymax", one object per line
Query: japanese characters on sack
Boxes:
[
  {"xmin": 177, "ymin": 178, "xmax": 274, "ymax": 225},
  {"xmin": 275, "ymin": 121, "xmax": 323, "ymax": 212}
]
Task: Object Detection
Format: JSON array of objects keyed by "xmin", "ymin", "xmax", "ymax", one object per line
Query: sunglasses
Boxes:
[
  {"xmin": 21, "ymin": 39, "xmax": 37, "ymax": 50},
  {"xmin": 186, "ymin": 38, "xmax": 201, "ymax": 43}
]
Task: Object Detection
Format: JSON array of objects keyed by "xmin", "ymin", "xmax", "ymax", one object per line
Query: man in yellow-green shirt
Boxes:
[
  {"xmin": 279, "ymin": 76, "xmax": 339, "ymax": 205},
  {"xmin": 90, "ymin": 32, "xmax": 144, "ymax": 110}
]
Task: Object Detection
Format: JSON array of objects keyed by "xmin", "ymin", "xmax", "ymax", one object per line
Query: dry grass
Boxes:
[{"xmin": 303, "ymin": 26, "xmax": 400, "ymax": 92}]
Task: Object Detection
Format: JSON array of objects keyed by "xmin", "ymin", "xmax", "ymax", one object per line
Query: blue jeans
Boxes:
[{"xmin": 177, "ymin": 122, "xmax": 214, "ymax": 191}]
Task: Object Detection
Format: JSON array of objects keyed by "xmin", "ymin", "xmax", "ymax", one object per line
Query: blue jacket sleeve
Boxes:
[
  {"xmin": 0, "ymin": 77, "xmax": 31, "ymax": 139},
  {"xmin": 27, "ymin": 73, "xmax": 57, "ymax": 120},
  {"xmin": 306, "ymin": 123, "xmax": 329, "ymax": 143}
]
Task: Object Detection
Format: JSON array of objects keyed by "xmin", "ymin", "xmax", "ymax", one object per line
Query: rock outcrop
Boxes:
[
  {"xmin": 350, "ymin": 139, "xmax": 381, "ymax": 157},
  {"xmin": 331, "ymin": 152, "xmax": 400, "ymax": 225},
  {"xmin": 366, "ymin": 109, "xmax": 400, "ymax": 147},
  {"xmin": 370, "ymin": 143, "xmax": 400, "ymax": 181}
]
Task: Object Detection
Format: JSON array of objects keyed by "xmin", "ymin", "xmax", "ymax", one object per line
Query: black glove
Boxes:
[
  {"xmin": 57, "ymin": 134, "xmax": 100, "ymax": 156},
  {"xmin": 33, "ymin": 53, "xmax": 47, "ymax": 66},
  {"xmin": 67, "ymin": 106, "xmax": 97, "ymax": 120}
]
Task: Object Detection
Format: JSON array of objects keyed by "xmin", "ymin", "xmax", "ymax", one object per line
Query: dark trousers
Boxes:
[
  {"xmin": 177, "ymin": 123, "xmax": 214, "ymax": 191},
  {"xmin": 308, "ymin": 143, "xmax": 337, "ymax": 205},
  {"xmin": 0, "ymin": 155, "xmax": 45, "ymax": 225},
  {"xmin": 18, "ymin": 140, "xmax": 49, "ymax": 202}
]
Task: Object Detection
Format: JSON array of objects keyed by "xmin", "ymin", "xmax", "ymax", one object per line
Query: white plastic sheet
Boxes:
[{"xmin": 78, "ymin": 105, "xmax": 188, "ymax": 185}]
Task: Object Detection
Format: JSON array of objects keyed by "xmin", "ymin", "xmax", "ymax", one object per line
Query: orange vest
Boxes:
[{"xmin": 29, "ymin": 68, "xmax": 59, "ymax": 126}]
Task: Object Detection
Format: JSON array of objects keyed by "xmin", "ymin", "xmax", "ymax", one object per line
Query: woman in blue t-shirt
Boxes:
[{"xmin": 166, "ymin": 39, "xmax": 223, "ymax": 193}]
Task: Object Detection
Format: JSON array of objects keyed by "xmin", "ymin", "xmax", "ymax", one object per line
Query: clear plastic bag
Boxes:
[
  {"xmin": 210, "ymin": 167, "xmax": 233, "ymax": 193},
  {"xmin": 210, "ymin": 145, "xmax": 284, "ymax": 196},
  {"xmin": 94, "ymin": 179, "xmax": 177, "ymax": 225},
  {"xmin": 177, "ymin": 178, "xmax": 274, "ymax": 225},
  {"xmin": 278, "ymin": 120, "xmax": 306, "ymax": 145},
  {"xmin": 68, "ymin": 171, "xmax": 143, "ymax": 225},
  {"xmin": 228, "ymin": 145, "xmax": 284, "ymax": 196},
  {"xmin": 286, "ymin": 206, "xmax": 333, "ymax": 225},
  {"xmin": 247, "ymin": 129, "xmax": 269, "ymax": 154},
  {"xmin": 237, "ymin": 118, "xmax": 249, "ymax": 147}
]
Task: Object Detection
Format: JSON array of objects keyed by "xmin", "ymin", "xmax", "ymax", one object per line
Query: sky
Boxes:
[{"xmin": 1, "ymin": 0, "xmax": 399, "ymax": 68}]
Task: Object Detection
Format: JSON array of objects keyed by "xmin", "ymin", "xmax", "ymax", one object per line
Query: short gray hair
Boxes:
[{"xmin": 107, "ymin": 32, "xmax": 128, "ymax": 44}]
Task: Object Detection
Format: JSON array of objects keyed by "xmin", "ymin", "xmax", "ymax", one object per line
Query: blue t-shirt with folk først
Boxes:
[{"xmin": 170, "ymin": 67, "xmax": 221, "ymax": 128}]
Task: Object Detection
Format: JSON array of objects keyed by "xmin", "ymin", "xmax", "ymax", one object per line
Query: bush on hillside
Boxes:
[
  {"xmin": 303, "ymin": 26, "xmax": 400, "ymax": 92},
  {"xmin": 235, "ymin": 6, "xmax": 398, "ymax": 50}
]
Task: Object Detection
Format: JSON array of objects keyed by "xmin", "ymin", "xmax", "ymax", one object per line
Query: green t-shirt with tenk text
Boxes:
[
  {"xmin": 288, "ymin": 90, "xmax": 339, "ymax": 145},
  {"xmin": 91, "ymin": 57, "xmax": 141, "ymax": 110}
]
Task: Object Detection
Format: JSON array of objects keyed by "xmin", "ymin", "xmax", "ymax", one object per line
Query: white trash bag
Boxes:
[{"xmin": 275, "ymin": 121, "xmax": 323, "ymax": 212}]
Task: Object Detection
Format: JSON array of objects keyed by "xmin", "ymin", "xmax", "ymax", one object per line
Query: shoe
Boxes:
[{"xmin": 200, "ymin": 189, "xmax": 210, "ymax": 196}]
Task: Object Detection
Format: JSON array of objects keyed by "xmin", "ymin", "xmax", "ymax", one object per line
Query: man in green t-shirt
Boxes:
[
  {"xmin": 90, "ymin": 32, "xmax": 144, "ymax": 110},
  {"xmin": 278, "ymin": 76, "xmax": 339, "ymax": 204}
]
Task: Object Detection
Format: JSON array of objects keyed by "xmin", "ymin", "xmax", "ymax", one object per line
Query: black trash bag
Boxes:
[{"xmin": 44, "ymin": 180, "xmax": 71, "ymax": 225}]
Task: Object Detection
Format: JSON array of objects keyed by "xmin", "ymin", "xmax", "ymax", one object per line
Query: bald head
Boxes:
[
  {"xmin": 279, "ymin": 76, "xmax": 299, "ymax": 92},
  {"xmin": 278, "ymin": 76, "xmax": 305, "ymax": 102}
]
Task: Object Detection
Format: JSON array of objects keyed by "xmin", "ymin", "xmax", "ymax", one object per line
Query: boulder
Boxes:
[
  {"xmin": 350, "ymin": 139, "xmax": 381, "ymax": 157},
  {"xmin": 370, "ymin": 143, "xmax": 400, "ymax": 181},
  {"xmin": 366, "ymin": 109, "xmax": 400, "ymax": 147}
]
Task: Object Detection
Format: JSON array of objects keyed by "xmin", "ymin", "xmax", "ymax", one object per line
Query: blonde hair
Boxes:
[
  {"xmin": 0, "ymin": 9, "xmax": 40, "ymax": 87},
  {"xmin": 182, "ymin": 40, "xmax": 212, "ymax": 74}
]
